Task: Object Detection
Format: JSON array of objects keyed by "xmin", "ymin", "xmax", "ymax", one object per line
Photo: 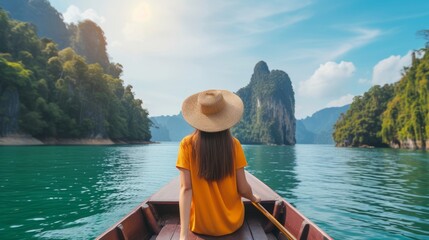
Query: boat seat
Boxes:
[{"xmin": 154, "ymin": 217, "xmax": 276, "ymax": 240}]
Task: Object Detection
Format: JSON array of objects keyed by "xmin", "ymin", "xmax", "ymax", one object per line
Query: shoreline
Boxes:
[{"xmin": 0, "ymin": 135, "xmax": 155, "ymax": 146}]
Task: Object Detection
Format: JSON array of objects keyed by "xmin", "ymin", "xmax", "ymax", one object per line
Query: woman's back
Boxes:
[
  {"xmin": 177, "ymin": 89, "xmax": 259, "ymax": 239},
  {"xmin": 176, "ymin": 134, "xmax": 248, "ymax": 236}
]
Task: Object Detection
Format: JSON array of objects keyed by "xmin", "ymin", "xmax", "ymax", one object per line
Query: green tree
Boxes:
[
  {"xmin": 381, "ymin": 48, "xmax": 429, "ymax": 148},
  {"xmin": 333, "ymin": 85, "xmax": 394, "ymax": 147},
  {"xmin": 0, "ymin": 9, "xmax": 152, "ymax": 141}
]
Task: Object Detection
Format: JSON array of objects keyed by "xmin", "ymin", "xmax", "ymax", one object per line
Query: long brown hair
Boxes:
[{"xmin": 192, "ymin": 129, "xmax": 235, "ymax": 181}]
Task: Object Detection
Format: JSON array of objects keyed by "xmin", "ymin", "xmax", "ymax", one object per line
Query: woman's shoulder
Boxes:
[
  {"xmin": 232, "ymin": 136, "xmax": 242, "ymax": 145},
  {"xmin": 180, "ymin": 134, "xmax": 194, "ymax": 146}
]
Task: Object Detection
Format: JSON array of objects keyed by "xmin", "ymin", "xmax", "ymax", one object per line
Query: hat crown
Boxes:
[
  {"xmin": 198, "ymin": 90, "xmax": 225, "ymax": 115},
  {"xmin": 182, "ymin": 89, "xmax": 243, "ymax": 132}
]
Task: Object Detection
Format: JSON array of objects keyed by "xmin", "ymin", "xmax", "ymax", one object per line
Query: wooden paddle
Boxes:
[{"xmin": 252, "ymin": 202, "xmax": 297, "ymax": 240}]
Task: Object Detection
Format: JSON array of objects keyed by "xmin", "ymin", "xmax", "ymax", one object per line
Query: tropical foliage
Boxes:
[
  {"xmin": 333, "ymin": 85, "xmax": 394, "ymax": 147},
  {"xmin": 381, "ymin": 50, "xmax": 429, "ymax": 147},
  {"xmin": 0, "ymin": 9, "xmax": 151, "ymax": 140},
  {"xmin": 333, "ymin": 35, "xmax": 428, "ymax": 148}
]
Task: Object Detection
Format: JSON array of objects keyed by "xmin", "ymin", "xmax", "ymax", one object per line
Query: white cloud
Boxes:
[
  {"xmin": 326, "ymin": 94, "xmax": 354, "ymax": 107},
  {"xmin": 63, "ymin": 5, "xmax": 106, "ymax": 25},
  {"xmin": 371, "ymin": 52, "xmax": 412, "ymax": 85},
  {"xmin": 298, "ymin": 61, "xmax": 356, "ymax": 98}
]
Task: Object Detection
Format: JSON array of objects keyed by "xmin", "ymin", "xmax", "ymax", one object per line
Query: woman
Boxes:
[{"xmin": 176, "ymin": 89, "xmax": 260, "ymax": 239}]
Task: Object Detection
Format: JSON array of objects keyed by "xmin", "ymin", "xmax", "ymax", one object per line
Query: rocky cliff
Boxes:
[{"xmin": 232, "ymin": 61, "xmax": 295, "ymax": 145}]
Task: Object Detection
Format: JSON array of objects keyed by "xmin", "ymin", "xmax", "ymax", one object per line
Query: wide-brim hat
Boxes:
[{"xmin": 182, "ymin": 89, "xmax": 244, "ymax": 132}]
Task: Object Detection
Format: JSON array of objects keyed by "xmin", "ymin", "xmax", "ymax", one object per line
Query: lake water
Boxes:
[{"xmin": 0, "ymin": 143, "xmax": 428, "ymax": 239}]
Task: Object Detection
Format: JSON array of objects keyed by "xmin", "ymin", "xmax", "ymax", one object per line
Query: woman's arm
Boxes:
[
  {"xmin": 236, "ymin": 168, "xmax": 261, "ymax": 202},
  {"xmin": 179, "ymin": 168, "xmax": 192, "ymax": 240}
]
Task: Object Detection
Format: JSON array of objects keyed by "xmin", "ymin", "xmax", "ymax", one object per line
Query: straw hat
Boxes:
[{"xmin": 182, "ymin": 89, "xmax": 244, "ymax": 132}]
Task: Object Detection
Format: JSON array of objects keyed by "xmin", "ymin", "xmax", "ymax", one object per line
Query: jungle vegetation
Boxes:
[
  {"xmin": 333, "ymin": 33, "xmax": 428, "ymax": 148},
  {"xmin": 0, "ymin": 9, "xmax": 151, "ymax": 141}
]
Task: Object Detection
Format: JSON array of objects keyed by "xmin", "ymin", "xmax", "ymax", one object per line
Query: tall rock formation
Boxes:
[{"xmin": 232, "ymin": 61, "xmax": 295, "ymax": 145}]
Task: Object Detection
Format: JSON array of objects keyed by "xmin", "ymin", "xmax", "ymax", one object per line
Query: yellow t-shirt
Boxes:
[{"xmin": 176, "ymin": 135, "xmax": 247, "ymax": 236}]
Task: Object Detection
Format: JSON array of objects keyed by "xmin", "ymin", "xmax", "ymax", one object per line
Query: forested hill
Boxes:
[
  {"xmin": 333, "ymin": 39, "xmax": 428, "ymax": 149},
  {"xmin": 0, "ymin": 0, "xmax": 120, "ymax": 76},
  {"xmin": 0, "ymin": 8, "xmax": 151, "ymax": 142}
]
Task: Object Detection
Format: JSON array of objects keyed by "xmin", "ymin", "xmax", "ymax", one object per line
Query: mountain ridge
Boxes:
[{"xmin": 296, "ymin": 105, "xmax": 350, "ymax": 144}]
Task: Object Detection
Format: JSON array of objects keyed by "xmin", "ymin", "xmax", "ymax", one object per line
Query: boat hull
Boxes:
[{"xmin": 97, "ymin": 172, "xmax": 332, "ymax": 240}]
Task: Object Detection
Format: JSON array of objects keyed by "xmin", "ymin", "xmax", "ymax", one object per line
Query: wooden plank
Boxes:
[
  {"xmin": 282, "ymin": 204, "xmax": 305, "ymax": 239},
  {"xmin": 247, "ymin": 218, "xmax": 268, "ymax": 240},
  {"xmin": 267, "ymin": 233, "xmax": 278, "ymax": 240},
  {"xmin": 149, "ymin": 178, "xmax": 180, "ymax": 203},
  {"xmin": 165, "ymin": 221, "xmax": 254, "ymax": 240},
  {"xmin": 142, "ymin": 203, "xmax": 162, "ymax": 234},
  {"xmin": 163, "ymin": 215, "xmax": 180, "ymax": 225},
  {"xmin": 201, "ymin": 221, "xmax": 253, "ymax": 240},
  {"xmin": 97, "ymin": 227, "xmax": 121, "ymax": 240},
  {"xmin": 119, "ymin": 208, "xmax": 151, "ymax": 240},
  {"xmin": 156, "ymin": 224, "xmax": 178, "ymax": 240},
  {"xmin": 307, "ymin": 224, "xmax": 329, "ymax": 240},
  {"xmin": 280, "ymin": 200, "xmax": 333, "ymax": 240}
]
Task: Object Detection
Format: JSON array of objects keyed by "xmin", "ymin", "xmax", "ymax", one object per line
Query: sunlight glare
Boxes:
[{"xmin": 132, "ymin": 3, "xmax": 151, "ymax": 23}]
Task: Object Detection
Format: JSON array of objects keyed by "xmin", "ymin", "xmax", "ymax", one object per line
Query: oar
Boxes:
[{"xmin": 252, "ymin": 202, "xmax": 297, "ymax": 240}]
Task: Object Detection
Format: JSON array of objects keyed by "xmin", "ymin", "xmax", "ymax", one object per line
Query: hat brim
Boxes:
[{"xmin": 182, "ymin": 90, "xmax": 244, "ymax": 132}]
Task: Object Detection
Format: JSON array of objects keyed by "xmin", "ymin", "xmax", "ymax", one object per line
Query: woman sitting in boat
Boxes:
[{"xmin": 176, "ymin": 89, "xmax": 261, "ymax": 239}]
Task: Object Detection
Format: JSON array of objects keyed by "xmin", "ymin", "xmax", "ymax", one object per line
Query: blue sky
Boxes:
[{"xmin": 49, "ymin": 0, "xmax": 429, "ymax": 118}]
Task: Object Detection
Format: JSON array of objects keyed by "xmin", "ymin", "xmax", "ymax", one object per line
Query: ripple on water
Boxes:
[{"xmin": 0, "ymin": 144, "xmax": 428, "ymax": 240}]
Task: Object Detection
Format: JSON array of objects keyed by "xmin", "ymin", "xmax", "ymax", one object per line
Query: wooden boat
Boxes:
[{"xmin": 97, "ymin": 172, "xmax": 333, "ymax": 240}]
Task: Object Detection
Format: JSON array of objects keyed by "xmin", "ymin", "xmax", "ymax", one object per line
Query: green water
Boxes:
[{"xmin": 0, "ymin": 143, "xmax": 428, "ymax": 239}]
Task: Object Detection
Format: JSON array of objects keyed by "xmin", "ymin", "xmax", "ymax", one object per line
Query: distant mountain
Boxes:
[
  {"xmin": 295, "ymin": 120, "xmax": 315, "ymax": 143},
  {"xmin": 150, "ymin": 113, "xmax": 194, "ymax": 142},
  {"xmin": 296, "ymin": 105, "xmax": 350, "ymax": 144},
  {"xmin": 0, "ymin": 0, "xmax": 70, "ymax": 49},
  {"xmin": 232, "ymin": 61, "xmax": 295, "ymax": 145}
]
